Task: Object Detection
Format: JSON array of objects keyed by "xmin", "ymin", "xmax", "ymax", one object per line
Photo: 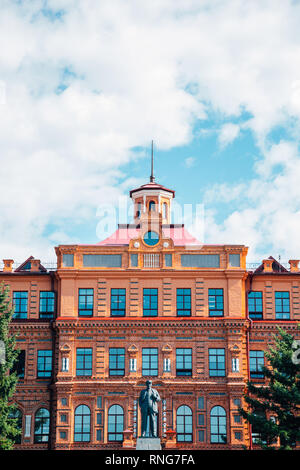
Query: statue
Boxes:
[{"xmin": 139, "ymin": 380, "xmax": 161, "ymax": 438}]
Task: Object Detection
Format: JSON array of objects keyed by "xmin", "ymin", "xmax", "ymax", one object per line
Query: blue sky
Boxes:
[{"xmin": 1, "ymin": 0, "xmax": 300, "ymax": 263}]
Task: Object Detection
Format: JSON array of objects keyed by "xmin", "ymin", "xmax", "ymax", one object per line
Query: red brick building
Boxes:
[{"xmin": 2, "ymin": 178, "xmax": 299, "ymax": 450}]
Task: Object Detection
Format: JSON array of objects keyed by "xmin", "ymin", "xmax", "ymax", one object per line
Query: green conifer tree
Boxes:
[
  {"xmin": 0, "ymin": 282, "xmax": 21, "ymax": 449},
  {"xmin": 240, "ymin": 326, "xmax": 300, "ymax": 450}
]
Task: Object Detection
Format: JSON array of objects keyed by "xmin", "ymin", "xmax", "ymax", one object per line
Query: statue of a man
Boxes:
[{"xmin": 139, "ymin": 380, "xmax": 161, "ymax": 437}]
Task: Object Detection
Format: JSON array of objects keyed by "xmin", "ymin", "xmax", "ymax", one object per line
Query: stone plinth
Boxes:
[{"xmin": 136, "ymin": 437, "xmax": 161, "ymax": 450}]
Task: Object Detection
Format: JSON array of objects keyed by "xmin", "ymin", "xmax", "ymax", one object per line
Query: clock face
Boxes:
[{"xmin": 143, "ymin": 231, "xmax": 159, "ymax": 246}]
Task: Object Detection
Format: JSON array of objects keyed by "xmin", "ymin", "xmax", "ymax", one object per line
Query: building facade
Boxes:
[{"xmin": 2, "ymin": 178, "xmax": 300, "ymax": 450}]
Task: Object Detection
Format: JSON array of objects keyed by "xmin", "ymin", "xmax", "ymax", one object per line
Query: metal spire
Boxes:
[{"xmin": 150, "ymin": 140, "xmax": 155, "ymax": 182}]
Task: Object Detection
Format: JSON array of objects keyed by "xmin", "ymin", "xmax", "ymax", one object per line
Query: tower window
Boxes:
[
  {"xmin": 149, "ymin": 200, "xmax": 156, "ymax": 211},
  {"xmin": 163, "ymin": 202, "xmax": 168, "ymax": 219}
]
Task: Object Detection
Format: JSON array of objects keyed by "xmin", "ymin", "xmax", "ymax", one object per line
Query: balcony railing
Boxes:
[{"xmin": 0, "ymin": 261, "xmax": 57, "ymax": 272}]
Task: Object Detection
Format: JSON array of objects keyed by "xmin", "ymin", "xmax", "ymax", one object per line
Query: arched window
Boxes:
[
  {"xmin": 8, "ymin": 408, "xmax": 22, "ymax": 444},
  {"xmin": 34, "ymin": 408, "xmax": 50, "ymax": 443},
  {"xmin": 136, "ymin": 202, "xmax": 141, "ymax": 218},
  {"xmin": 108, "ymin": 405, "xmax": 124, "ymax": 442},
  {"xmin": 176, "ymin": 405, "xmax": 193, "ymax": 442},
  {"xmin": 149, "ymin": 200, "xmax": 156, "ymax": 212},
  {"xmin": 74, "ymin": 405, "xmax": 91, "ymax": 442},
  {"xmin": 210, "ymin": 406, "xmax": 227, "ymax": 443},
  {"xmin": 163, "ymin": 202, "xmax": 168, "ymax": 219}
]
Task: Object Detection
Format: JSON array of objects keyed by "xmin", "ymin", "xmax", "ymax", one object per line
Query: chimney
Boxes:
[
  {"xmin": 262, "ymin": 259, "xmax": 273, "ymax": 272},
  {"xmin": 30, "ymin": 259, "xmax": 40, "ymax": 272},
  {"xmin": 289, "ymin": 260, "xmax": 299, "ymax": 272},
  {"xmin": 3, "ymin": 259, "xmax": 14, "ymax": 272}
]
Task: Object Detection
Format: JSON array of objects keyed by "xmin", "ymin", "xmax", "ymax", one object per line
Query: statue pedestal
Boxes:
[{"xmin": 136, "ymin": 437, "xmax": 162, "ymax": 450}]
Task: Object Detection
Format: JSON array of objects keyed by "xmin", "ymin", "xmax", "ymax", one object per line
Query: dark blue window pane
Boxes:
[
  {"xmin": 209, "ymin": 349, "xmax": 225, "ymax": 377},
  {"xmin": 78, "ymin": 288, "xmax": 94, "ymax": 317},
  {"xmin": 37, "ymin": 350, "xmax": 52, "ymax": 378},
  {"xmin": 76, "ymin": 348, "xmax": 92, "ymax": 376},
  {"xmin": 13, "ymin": 292, "xmax": 28, "ymax": 319}
]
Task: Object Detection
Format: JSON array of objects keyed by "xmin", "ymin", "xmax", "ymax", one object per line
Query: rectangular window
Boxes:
[
  {"xmin": 176, "ymin": 288, "xmax": 191, "ymax": 316},
  {"xmin": 198, "ymin": 414, "xmax": 205, "ymax": 426},
  {"xmin": 37, "ymin": 350, "xmax": 53, "ymax": 378},
  {"xmin": 229, "ymin": 254, "xmax": 240, "ymax": 267},
  {"xmin": 198, "ymin": 397, "xmax": 205, "ymax": 410},
  {"xmin": 234, "ymin": 414, "xmax": 241, "ymax": 423},
  {"xmin": 110, "ymin": 288, "xmax": 126, "ymax": 316},
  {"xmin": 96, "ymin": 429, "xmax": 102, "ymax": 441},
  {"xmin": 24, "ymin": 415, "xmax": 31, "ymax": 438},
  {"xmin": 76, "ymin": 348, "xmax": 92, "ymax": 376},
  {"xmin": 78, "ymin": 288, "xmax": 94, "ymax": 317},
  {"xmin": 143, "ymin": 288, "xmax": 158, "ymax": 317},
  {"xmin": 12, "ymin": 350, "xmax": 26, "ymax": 378},
  {"xmin": 83, "ymin": 254, "xmax": 122, "ymax": 267},
  {"xmin": 176, "ymin": 348, "xmax": 192, "ymax": 376},
  {"xmin": 13, "ymin": 291, "xmax": 28, "ymax": 319},
  {"xmin": 60, "ymin": 431, "xmax": 67, "ymax": 439},
  {"xmin": 130, "ymin": 358, "xmax": 137, "ymax": 372},
  {"xmin": 165, "ymin": 254, "xmax": 172, "ymax": 267},
  {"xmin": 209, "ymin": 348, "xmax": 226, "ymax": 377},
  {"xmin": 97, "ymin": 413, "xmax": 102, "ymax": 425},
  {"xmin": 275, "ymin": 292, "xmax": 290, "ymax": 319},
  {"xmin": 235, "ymin": 432, "xmax": 242, "ymax": 440},
  {"xmin": 39, "ymin": 291, "xmax": 55, "ymax": 319},
  {"xmin": 62, "ymin": 254, "xmax": 74, "ymax": 267},
  {"xmin": 181, "ymin": 254, "xmax": 220, "ymax": 268},
  {"xmin": 144, "ymin": 253, "xmax": 160, "ymax": 268},
  {"xmin": 109, "ymin": 348, "xmax": 125, "ymax": 376},
  {"xmin": 142, "ymin": 348, "xmax": 158, "ymax": 376},
  {"xmin": 233, "ymin": 398, "xmax": 241, "ymax": 407},
  {"xmin": 97, "ymin": 396, "xmax": 102, "ymax": 409},
  {"xmin": 62, "ymin": 357, "xmax": 69, "ymax": 372},
  {"xmin": 198, "ymin": 430, "xmax": 205, "ymax": 442},
  {"xmin": 248, "ymin": 291, "xmax": 263, "ymax": 319},
  {"xmin": 232, "ymin": 357, "xmax": 239, "ymax": 373},
  {"xmin": 208, "ymin": 289, "xmax": 224, "ymax": 317},
  {"xmin": 250, "ymin": 351, "xmax": 264, "ymax": 378},
  {"xmin": 163, "ymin": 357, "xmax": 170, "ymax": 372},
  {"xmin": 130, "ymin": 254, "xmax": 138, "ymax": 267}
]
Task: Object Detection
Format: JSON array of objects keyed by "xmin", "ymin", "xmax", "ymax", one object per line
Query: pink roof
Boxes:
[{"xmin": 97, "ymin": 225, "xmax": 200, "ymax": 246}]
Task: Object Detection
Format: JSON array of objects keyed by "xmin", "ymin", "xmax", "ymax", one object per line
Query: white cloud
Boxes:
[
  {"xmin": 1, "ymin": 1, "xmax": 300, "ymax": 261},
  {"xmin": 218, "ymin": 123, "xmax": 240, "ymax": 147},
  {"xmin": 202, "ymin": 141, "xmax": 300, "ymax": 262}
]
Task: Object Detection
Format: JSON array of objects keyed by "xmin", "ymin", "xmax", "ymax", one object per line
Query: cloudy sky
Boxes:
[{"xmin": 1, "ymin": 0, "xmax": 300, "ymax": 264}]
